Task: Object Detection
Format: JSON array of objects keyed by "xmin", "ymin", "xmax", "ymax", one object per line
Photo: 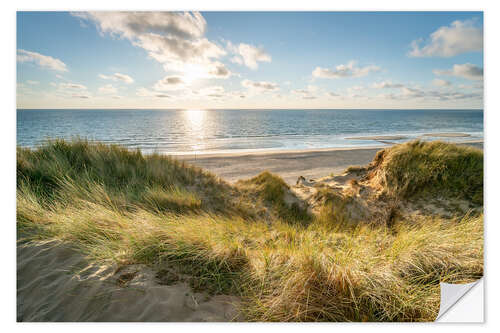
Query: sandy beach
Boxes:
[{"xmin": 177, "ymin": 141, "xmax": 483, "ymax": 184}]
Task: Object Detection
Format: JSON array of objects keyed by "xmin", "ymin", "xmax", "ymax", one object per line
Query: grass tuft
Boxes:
[
  {"xmin": 237, "ymin": 171, "xmax": 311, "ymax": 225},
  {"xmin": 369, "ymin": 140, "xmax": 483, "ymax": 204}
]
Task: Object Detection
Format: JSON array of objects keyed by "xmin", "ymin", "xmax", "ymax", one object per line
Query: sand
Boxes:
[
  {"xmin": 177, "ymin": 141, "xmax": 483, "ymax": 185},
  {"xmin": 17, "ymin": 239, "xmax": 239, "ymax": 322},
  {"xmin": 177, "ymin": 146, "xmax": 382, "ymax": 184}
]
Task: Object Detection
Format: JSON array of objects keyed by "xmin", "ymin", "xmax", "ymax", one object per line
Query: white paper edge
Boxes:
[{"xmin": 435, "ymin": 278, "xmax": 484, "ymax": 322}]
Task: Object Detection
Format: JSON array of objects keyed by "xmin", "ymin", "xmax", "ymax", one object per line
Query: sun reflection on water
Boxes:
[{"xmin": 183, "ymin": 109, "xmax": 207, "ymax": 151}]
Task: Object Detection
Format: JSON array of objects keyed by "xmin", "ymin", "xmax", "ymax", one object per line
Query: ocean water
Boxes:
[{"xmin": 17, "ymin": 109, "xmax": 484, "ymax": 154}]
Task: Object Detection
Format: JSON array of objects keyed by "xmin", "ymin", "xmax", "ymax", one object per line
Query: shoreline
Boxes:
[
  {"xmin": 176, "ymin": 140, "xmax": 483, "ymax": 184},
  {"xmin": 173, "ymin": 139, "xmax": 484, "ymax": 159}
]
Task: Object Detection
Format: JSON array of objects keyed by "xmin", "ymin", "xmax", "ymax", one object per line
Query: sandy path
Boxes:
[{"xmin": 17, "ymin": 240, "xmax": 239, "ymax": 322}]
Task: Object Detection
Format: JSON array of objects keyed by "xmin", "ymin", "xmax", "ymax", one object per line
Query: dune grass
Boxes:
[
  {"xmin": 370, "ymin": 140, "xmax": 483, "ymax": 204},
  {"xmin": 17, "ymin": 139, "xmax": 483, "ymax": 322},
  {"xmin": 236, "ymin": 171, "xmax": 311, "ymax": 225}
]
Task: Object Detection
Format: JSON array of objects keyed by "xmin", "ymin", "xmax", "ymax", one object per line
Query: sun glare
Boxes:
[
  {"xmin": 184, "ymin": 109, "xmax": 206, "ymax": 129},
  {"xmin": 182, "ymin": 64, "xmax": 208, "ymax": 83}
]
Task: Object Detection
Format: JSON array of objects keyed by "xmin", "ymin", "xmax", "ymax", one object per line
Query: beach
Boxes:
[{"xmin": 178, "ymin": 141, "xmax": 484, "ymax": 184}]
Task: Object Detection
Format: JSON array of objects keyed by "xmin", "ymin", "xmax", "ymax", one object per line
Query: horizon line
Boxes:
[{"xmin": 17, "ymin": 107, "xmax": 484, "ymax": 111}]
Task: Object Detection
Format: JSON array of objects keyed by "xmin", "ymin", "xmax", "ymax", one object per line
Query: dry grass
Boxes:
[{"xmin": 17, "ymin": 139, "xmax": 483, "ymax": 322}]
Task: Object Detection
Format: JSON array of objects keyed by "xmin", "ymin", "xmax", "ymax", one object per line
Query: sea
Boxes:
[{"xmin": 16, "ymin": 109, "xmax": 484, "ymax": 155}]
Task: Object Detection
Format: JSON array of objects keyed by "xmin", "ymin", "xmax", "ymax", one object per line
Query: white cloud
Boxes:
[
  {"xmin": 98, "ymin": 72, "xmax": 134, "ymax": 84},
  {"xmin": 76, "ymin": 12, "xmax": 229, "ymax": 80},
  {"xmin": 49, "ymin": 81, "xmax": 91, "ymax": 99},
  {"xmin": 409, "ymin": 19, "xmax": 483, "ymax": 57},
  {"xmin": 401, "ymin": 87, "xmax": 425, "ymax": 98},
  {"xmin": 196, "ymin": 86, "xmax": 225, "ymax": 98},
  {"xmin": 71, "ymin": 94, "xmax": 90, "ymax": 99},
  {"xmin": 292, "ymin": 85, "xmax": 319, "ymax": 99},
  {"xmin": 229, "ymin": 91, "xmax": 247, "ymax": 99},
  {"xmin": 241, "ymin": 79, "xmax": 279, "ymax": 92},
  {"xmin": 458, "ymin": 83, "xmax": 484, "ymax": 91},
  {"xmin": 372, "ymin": 81, "xmax": 404, "ymax": 89},
  {"xmin": 136, "ymin": 87, "xmax": 171, "ymax": 98},
  {"xmin": 230, "ymin": 56, "xmax": 243, "ymax": 65},
  {"xmin": 72, "ymin": 11, "xmax": 206, "ymax": 40},
  {"xmin": 228, "ymin": 42, "xmax": 271, "ymax": 70},
  {"xmin": 153, "ymin": 76, "xmax": 187, "ymax": 91},
  {"xmin": 433, "ymin": 63, "xmax": 483, "ymax": 81},
  {"xmin": 17, "ymin": 49, "xmax": 68, "ymax": 72},
  {"xmin": 347, "ymin": 85, "xmax": 364, "ymax": 93},
  {"xmin": 207, "ymin": 62, "xmax": 232, "ymax": 79},
  {"xmin": 26, "ymin": 80, "xmax": 39, "ymax": 85},
  {"xmin": 98, "ymin": 84, "xmax": 118, "ymax": 94},
  {"xmin": 113, "ymin": 73, "xmax": 134, "ymax": 83},
  {"xmin": 312, "ymin": 61, "xmax": 380, "ymax": 79},
  {"xmin": 432, "ymin": 79, "xmax": 451, "ymax": 87},
  {"xmin": 59, "ymin": 83, "xmax": 87, "ymax": 90}
]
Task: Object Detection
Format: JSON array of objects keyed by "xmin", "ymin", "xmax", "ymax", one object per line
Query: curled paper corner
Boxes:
[{"xmin": 435, "ymin": 278, "xmax": 483, "ymax": 322}]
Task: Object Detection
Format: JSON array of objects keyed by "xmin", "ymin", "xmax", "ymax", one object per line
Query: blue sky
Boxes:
[{"xmin": 17, "ymin": 11, "xmax": 483, "ymax": 109}]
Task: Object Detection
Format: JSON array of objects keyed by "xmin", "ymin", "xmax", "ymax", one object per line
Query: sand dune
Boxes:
[
  {"xmin": 17, "ymin": 141, "xmax": 483, "ymax": 322},
  {"xmin": 17, "ymin": 239, "xmax": 239, "ymax": 322}
]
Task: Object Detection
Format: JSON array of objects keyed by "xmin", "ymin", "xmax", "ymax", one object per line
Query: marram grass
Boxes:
[{"xmin": 17, "ymin": 139, "xmax": 483, "ymax": 322}]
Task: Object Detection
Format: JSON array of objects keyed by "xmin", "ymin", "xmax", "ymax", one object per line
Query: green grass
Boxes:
[
  {"xmin": 369, "ymin": 140, "xmax": 483, "ymax": 204},
  {"xmin": 17, "ymin": 139, "xmax": 483, "ymax": 322},
  {"xmin": 237, "ymin": 171, "xmax": 311, "ymax": 225}
]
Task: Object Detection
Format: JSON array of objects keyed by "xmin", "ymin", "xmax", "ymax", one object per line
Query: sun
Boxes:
[{"xmin": 182, "ymin": 64, "xmax": 208, "ymax": 84}]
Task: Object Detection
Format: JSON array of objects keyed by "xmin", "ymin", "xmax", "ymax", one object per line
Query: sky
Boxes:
[{"xmin": 16, "ymin": 11, "xmax": 483, "ymax": 109}]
